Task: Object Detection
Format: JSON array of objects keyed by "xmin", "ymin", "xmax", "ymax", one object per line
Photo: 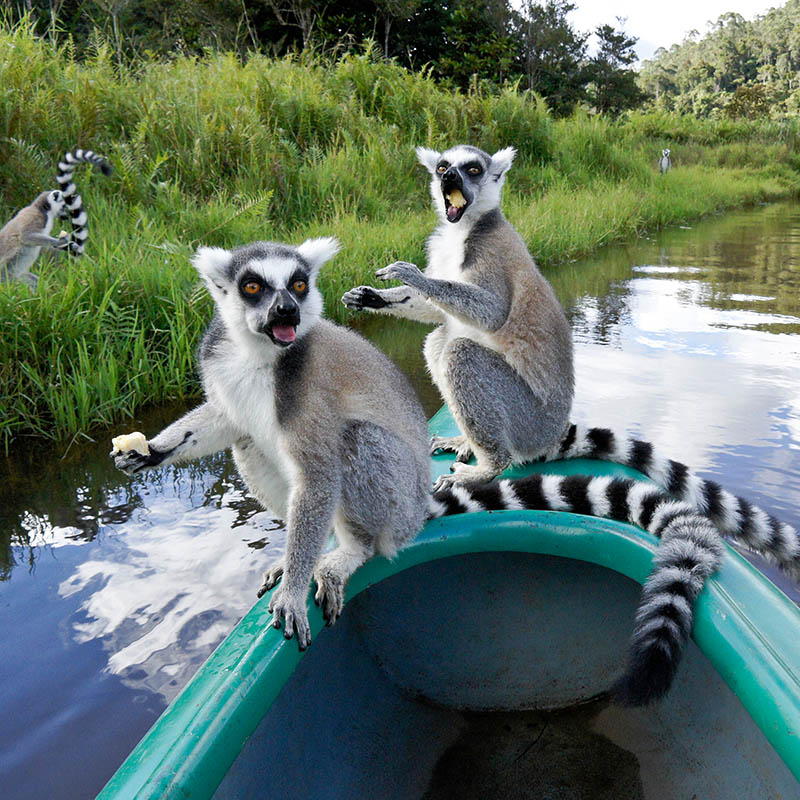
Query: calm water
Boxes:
[{"xmin": 2, "ymin": 202, "xmax": 800, "ymax": 798}]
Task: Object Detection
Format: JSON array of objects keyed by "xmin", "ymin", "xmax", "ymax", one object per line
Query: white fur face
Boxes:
[
  {"xmin": 416, "ymin": 145, "xmax": 516, "ymax": 225},
  {"xmin": 39, "ymin": 190, "xmax": 66, "ymax": 232},
  {"xmin": 192, "ymin": 237, "xmax": 339, "ymax": 354}
]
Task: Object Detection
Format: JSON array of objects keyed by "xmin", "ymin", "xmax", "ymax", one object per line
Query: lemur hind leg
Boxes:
[
  {"xmin": 314, "ymin": 420, "xmax": 428, "ymax": 623},
  {"xmin": 434, "ymin": 337, "xmax": 570, "ymax": 489}
]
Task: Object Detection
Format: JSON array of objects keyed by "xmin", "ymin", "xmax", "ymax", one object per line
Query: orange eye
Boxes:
[
  {"xmin": 243, "ymin": 281, "xmax": 261, "ymax": 295},
  {"xmin": 293, "ymin": 280, "xmax": 307, "ymax": 293},
  {"xmin": 468, "ymin": 167, "xmax": 482, "ymax": 175},
  {"xmin": 436, "ymin": 165, "xmax": 447, "ymax": 174}
]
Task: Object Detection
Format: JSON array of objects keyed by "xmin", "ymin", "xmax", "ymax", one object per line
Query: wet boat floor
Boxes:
[{"xmin": 424, "ymin": 697, "xmax": 644, "ymax": 800}]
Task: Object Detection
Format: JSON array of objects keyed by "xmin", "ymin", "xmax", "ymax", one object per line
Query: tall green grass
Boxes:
[{"xmin": 1, "ymin": 19, "xmax": 799, "ymax": 449}]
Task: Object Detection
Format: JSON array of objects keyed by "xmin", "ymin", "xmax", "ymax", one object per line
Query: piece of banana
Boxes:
[
  {"xmin": 448, "ymin": 189, "xmax": 466, "ymax": 208},
  {"xmin": 111, "ymin": 431, "xmax": 150, "ymax": 456}
]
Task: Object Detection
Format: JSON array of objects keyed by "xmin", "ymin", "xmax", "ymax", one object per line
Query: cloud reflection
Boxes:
[{"xmin": 57, "ymin": 471, "xmax": 285, "ymax": 702}]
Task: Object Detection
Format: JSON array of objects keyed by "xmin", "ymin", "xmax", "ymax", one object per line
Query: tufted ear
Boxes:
[
  {"xmin": 192, "ymin": 246, "xmax": 233, "ymax": 287},
  {"xmin": 415, "ymin": 146, "xmax": 441, "ymax": 174},
  {"xmin": 296, "ymin": 236, "xmax": 341, "ymax": 275},
  {"xmin": 489, "ymin": 147, "xmax": 516, "ymax": 180}
]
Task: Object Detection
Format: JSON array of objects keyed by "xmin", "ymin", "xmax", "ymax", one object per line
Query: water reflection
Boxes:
[{"xmin": 2, "ymin": 202, "xmax": 800, "ymax": 799}]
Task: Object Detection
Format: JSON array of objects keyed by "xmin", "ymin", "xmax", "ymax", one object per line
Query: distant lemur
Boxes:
[
  {"xmin": 0, "ymin": 149, "xmax": 111, "ymax": 289},
  {"xmin": 113, "ymin": 235, "xmax": 763, "ymax": 705}
]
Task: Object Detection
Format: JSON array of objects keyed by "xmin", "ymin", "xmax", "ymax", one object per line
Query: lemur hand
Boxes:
[
  {"xmin": 375, "ymin": 261, "xmax": 425, "ymax": 288},
  {"xmin": 110, "ymin": 432, "xmax": 161, "ymax": 475},
  {"xmin": 341, "ymin": 285, "xmax": 390, "ymax": 310},
  {"xmin": 267, "ymin": 584, "xmax": 312, "ymax": 650},
  {"xmin": 54, "ymin": 235, "xmax": 72, "ymax": 251}
]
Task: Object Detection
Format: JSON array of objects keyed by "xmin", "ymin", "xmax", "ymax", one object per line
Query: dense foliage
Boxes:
[
  {"xmin": 10, "ymin": 0, "xmax": 641, "ymax": 116},
  {"xmin": 639, "ymin": 0, "xmax": 800, "ymax": 117},
  {"xmin": 1, "ymin": 19, "xmax": 799, "ymax": 446}
]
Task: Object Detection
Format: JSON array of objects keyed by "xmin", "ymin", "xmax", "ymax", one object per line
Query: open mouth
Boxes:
[
  {"xmin": 443, "ymin": 188, "xmax": 468, "ymax": 223},
  {"xmin": 266, "ymin": 323, "xmax": 297, "ymax": 347}
]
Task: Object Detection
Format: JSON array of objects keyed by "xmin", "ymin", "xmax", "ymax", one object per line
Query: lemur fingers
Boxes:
[
  {"xmin": 257, "ymin": 557, "xmax": 286, "ymax": 597},
  {"xmin": 341, "ymin": 285, "xmax": 390, "ymax": 311},
  {"xmin": 268, "ymin": 586, "xmax": 311, "ymax": 650}
]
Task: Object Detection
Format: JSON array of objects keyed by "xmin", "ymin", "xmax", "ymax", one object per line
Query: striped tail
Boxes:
[
  {"xmin": 56, "ymin": 149, "xmax": 113, "ymax": 256},
  {"xmin": 542, "ymin": 423, "xmax": 800, "ymax": 582},
  {"xmin": 428, "ymin": 473, "xmax": 726, "ymax": 705}
]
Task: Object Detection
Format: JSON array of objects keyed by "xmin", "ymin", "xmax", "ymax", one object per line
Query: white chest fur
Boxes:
[
  {"xmin": 425, "ymin": 220, "xmax": 498, "ymax": 351},
  {"xmin": 426, "ymin": 221, "xmax": 470, "ymax": 282},
  {"xmin": 204, "ymin": 340, "xmax": 288, "ymax": 472}
]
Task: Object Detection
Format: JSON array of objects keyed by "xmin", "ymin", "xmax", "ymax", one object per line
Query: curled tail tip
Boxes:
[
  {"xmin": 99, "ymin": 161, "xmax": 113, "ymax": 176},
  {"xmin": 611, "ymin": 649, "xmax": 679, "ymax": 707}
]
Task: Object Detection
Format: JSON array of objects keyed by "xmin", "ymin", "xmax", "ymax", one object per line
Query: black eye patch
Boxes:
[
  {"xmin": 436, "ymin": 161, "xmax": 450, "ymax": 174},
  {"xmin": 238, "ymin": 271, "xmax": 273, "ymax": 301},
  {"xmin": 288, "ymin": 270, "xmax": 310, "ymax": 296}
]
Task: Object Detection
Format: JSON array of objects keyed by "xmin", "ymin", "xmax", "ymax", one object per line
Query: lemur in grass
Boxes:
[
  {"xmin": 112, "ymin": 235, "xmax": 778, "ymax": 705},
  {"xmin": 0, "ymin": 149, "xmax": 111, "ymax": 289}
]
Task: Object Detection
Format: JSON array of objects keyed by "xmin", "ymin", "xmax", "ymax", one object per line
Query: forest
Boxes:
[
  {"xmin": 639, "ymin": 0, "xmax": 800, "ymax": 118},
  {"xmin": 11, "ymin": 0, "xmax": 644, "ymax": 116}
]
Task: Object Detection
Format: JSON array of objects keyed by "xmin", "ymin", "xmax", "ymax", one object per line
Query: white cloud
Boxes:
[{"xmin": 564, "ymin": 0, "xmax": 781, "ymax": 61}]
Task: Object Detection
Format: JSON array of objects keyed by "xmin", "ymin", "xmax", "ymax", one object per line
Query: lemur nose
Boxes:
[{"xmin": 443, "ymin": 167, "xmax": 459, "ymax": 181}]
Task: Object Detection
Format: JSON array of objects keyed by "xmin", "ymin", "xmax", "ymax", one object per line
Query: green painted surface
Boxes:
[{"xmin": 97, "ymin": 409, "xmax": 800, "ymax": 799}]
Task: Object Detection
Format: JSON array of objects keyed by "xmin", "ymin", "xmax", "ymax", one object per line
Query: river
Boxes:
[{"xmin": 1, "ymin": 201, "xmax": 799, "ymax": 798}]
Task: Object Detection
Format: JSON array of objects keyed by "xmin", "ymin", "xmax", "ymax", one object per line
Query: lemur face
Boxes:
[
  {"xmin": 416, "ymin": 144, "xmax": 517, "ymax": 224},
  {"xmin": 662, "ymin": 149, "xmax": 671, "ymax": 158},
  {"xmin": 193, "ymin": 238, "xmax": 339, "ymax": 348},
  {"xmin": 38, "ymin": 190, "xmax": 66, "ymax": 220}
]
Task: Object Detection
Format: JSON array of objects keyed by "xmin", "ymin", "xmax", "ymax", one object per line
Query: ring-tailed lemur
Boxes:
[
  {"xmin": 343, "ymin": 144, "xmax": 574, "ymax": 492},
  {"xmin": 659, "ymin": 148, "xmax": 671, "ymax": 174},
  {"xmin": 56, "ymin": 149, "xmax": 113, "ymax": 255},
  {"xmin": 341, "ymin": 143, "xmax": 800, "ymax": 579},
  {"xmin": 112, "ymin": 237, "xmax": 432, "ymax": 651},
  {"xmin": 0, "ymin": 149, "xmax": 111, "ymax": 289},
  {"xmin": 111, "ymin": 236, "xmax": 737, "ymax": 704},
  {"xmin": 0, "ymin": 190, "xmax": 74, "ymax": 289}
]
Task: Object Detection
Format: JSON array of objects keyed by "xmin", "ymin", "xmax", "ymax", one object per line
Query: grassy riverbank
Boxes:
[{"xmin": 2, "ymin": 20, "xmax": 800, "ymax": 448}]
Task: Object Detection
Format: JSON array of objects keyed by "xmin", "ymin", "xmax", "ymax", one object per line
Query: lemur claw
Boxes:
[
  {"xmin": 313, "ymin": 568, "xmax": 345, "ymax": 626},
  {"xmin": 111, "ymin": 449, "xmax": 150, "ymax": 476},
  {"xmin": 268, "ymin": 586, "xmax": 311, "ymax": 650},
  {"xmin": 258, "ymin": 558, "xmax": 285, "ymax": 596},
  {"xmin": 375, "ymin": 261, "xmax": 423, "ymax": 286}
]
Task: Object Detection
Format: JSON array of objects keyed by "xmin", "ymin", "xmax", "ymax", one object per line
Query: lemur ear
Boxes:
[
  {"xmin": 297, "ymin": 237, "xmax": 341, "ymax": 274},
  {"xmin": 416, "ymin": 146, "xmax": 441, "ymax": 174},
  {"xmin": 192, "ymin": 246, "xmax": 233, "ymax": 286},
  {"xmin": 490, "ymin": 147, "xmax": 516, "ymax": 180}
]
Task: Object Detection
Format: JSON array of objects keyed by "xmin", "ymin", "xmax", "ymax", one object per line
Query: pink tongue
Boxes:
[
  {"xmin": 446, "ymin": 204, "xmax": 460, "ymax": 221},
  {"xmin": 272, "ymin": 325, "xmax": 296, "ymax": 343}
]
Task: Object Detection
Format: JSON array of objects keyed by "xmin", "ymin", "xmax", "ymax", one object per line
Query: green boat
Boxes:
[{"xmin": 98, "ymin": 408, "xmax": 800, "ymax": 799}]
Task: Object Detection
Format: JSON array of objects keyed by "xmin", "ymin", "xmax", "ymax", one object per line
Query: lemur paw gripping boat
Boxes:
[{"xmin": 98, "ymin": 409, "xmax": 800, "ymax": 799}]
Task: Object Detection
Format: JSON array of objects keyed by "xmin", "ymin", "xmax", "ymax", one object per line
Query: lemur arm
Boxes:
[
  {"xmin": 264, "ymin": 455, "xmax": 343, "ymax": 649},
  {"xmin": 375, "ymin": 261, "xmax": 509, "ymax": 332},
  {"xmin": 22, "ymin": 232, "xmax": 71, "ymax": 250},
  {"xmin": 342, "ymin": 284, "xmax": 447, "ymax": 324},
  {"xmin": 112, "ymin": 402, "xmax": 237, "ymax": 474}
]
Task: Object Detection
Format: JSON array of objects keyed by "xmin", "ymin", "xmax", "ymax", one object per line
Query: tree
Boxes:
[
  {"xmin": 437, "ymin": 0, "xmax": 518, "ymax": 88},
  {"xmin": 514, "ymin": 0, "xmax": 588, "ymax": 116},
  {"xmin": 587, "ymin": 19, "xmax": 646, "ymax": 115}
]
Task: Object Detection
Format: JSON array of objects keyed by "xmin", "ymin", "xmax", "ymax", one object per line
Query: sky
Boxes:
[{"xmin": 566, "ymin": 0, "xmax": 783, "ymax": 62}]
